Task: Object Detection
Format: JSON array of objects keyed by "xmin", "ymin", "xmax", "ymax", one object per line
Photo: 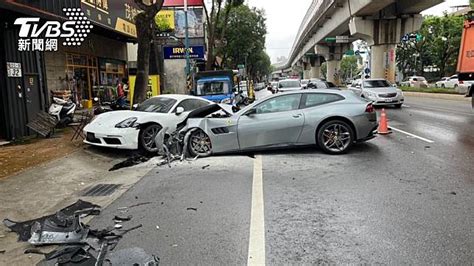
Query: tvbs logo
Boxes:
[{"xmin": 14, "ymin": 8, "xmax": 93, "ymax": 52}]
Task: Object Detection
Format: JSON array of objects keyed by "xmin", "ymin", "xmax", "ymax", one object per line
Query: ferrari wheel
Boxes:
[
  {"xmin": 317, "ymin": 120, "xmax": 354, "ymax": 154},
  {"xmin": 188, "ymin": 129, "xmax": 212, "ymax": 157}
]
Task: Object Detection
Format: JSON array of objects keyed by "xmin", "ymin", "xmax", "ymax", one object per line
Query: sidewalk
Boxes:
[
  {"xmin": 403, "ymin": 91, "xmax": 471, "ymax": 102},
  {"xmin": 0, "ymin": 129, "xmax": 80, "ymax": 179},
  {"xmin": 0, "ymin": 145, "xmax": 162, "ymax": 265}
]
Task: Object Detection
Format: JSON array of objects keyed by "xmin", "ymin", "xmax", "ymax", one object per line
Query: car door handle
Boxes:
[{"xmin": 292, "ymin": 114, "xmax": 302, "ymax": 118}]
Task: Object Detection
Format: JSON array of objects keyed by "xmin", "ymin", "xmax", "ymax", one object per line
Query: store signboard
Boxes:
[
  {"xmin": 6, "ymin": 62, "xmax": 22, "ymax": 77},
  {"xmin": 163, "ymin": 46, "xmax": 205, "ymax": 59},
  {"xmin": 81, "ymin": 0, "xmax": 139, "ymax": 38},
  {"xmin": 163, "ymin": 0, "xmax": 204, "ymax": 7}
]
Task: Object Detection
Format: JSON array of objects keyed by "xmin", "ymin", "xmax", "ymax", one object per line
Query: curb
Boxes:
[{"xmin": 403, "ymin": 91, "xmax": 471, "ymax": 102}]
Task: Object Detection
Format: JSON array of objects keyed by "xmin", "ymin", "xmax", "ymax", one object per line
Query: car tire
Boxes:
[
  {"xmin": 394, "ymin": 104, "xmax": 402, "ymax": 108},
  {"xmin": 139, "ymin": 124, "xmax": 162, "ymax": 153},
  {"xmin": 441, "ymin": 84, "xmax": 445, "ymax": 88},
  {"xmin": 317, "ymin": 120, "xmax": 354, "ymax": 155},
  {"xmin": 188, "ymin": 129, "xmax": 212, "ymax": 157}
]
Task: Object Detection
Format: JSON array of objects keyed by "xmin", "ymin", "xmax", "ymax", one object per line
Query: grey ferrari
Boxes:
[{"xmin": 181, "ymin": 90, "xmax": 378, "ymax": 155}]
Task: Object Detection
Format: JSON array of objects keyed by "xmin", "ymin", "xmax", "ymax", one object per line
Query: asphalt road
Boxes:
[{"xmin": 91, "ymin": 95, "xmax": 474, "ymax": 264}]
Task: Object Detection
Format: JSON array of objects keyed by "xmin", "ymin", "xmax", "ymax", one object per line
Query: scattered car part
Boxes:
[
  {"xmin": 28, "ymin": 214, "xmax": 89, "ymax": 245},
  {"xmin": 3, "ymin": 200, "xmax": 100, "ymax": 242}
]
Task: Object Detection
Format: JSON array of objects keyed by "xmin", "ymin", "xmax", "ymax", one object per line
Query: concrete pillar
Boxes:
[
  {"xmin": 350, "ymin": 15, "xmax": 423, "ymax": 83},
  {"xmin": 326, "ymin": 60, "xmax": 341, "ymax": 85},
  {"xmin": 303, "ymin": 70, "xmax": 311, "ymax": 79},
  {"xmin": 371, "ymin": 44, "xmax": 397, "ymax": 83},
  {"xmin": 310, "ymin": 66, "xmax": 321, "ymax": 79}
]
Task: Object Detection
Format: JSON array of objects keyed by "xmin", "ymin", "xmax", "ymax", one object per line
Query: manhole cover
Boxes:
[{"xmin": 80, "ymin": 184, "xmax": 121, "ymax": 197}]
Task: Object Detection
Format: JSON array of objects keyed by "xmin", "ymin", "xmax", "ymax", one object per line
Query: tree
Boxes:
[
  {"xmin": 133, "ymin": 0, "xmax": 165, "ymax": 104},
  {"xmin": 424, "ymin": 15, "xmax": 464, "ymax": 77},
  {"xmin": 203, "ymin": 0, "xmax": 244, "ymax": 70},
  {"xmin": 340, "ymin": 55, "xmax": 359, "ymax": 82},
  {"xmin": 217, "ymin": 5, "xmax": 269, "ymax": 79},
  {"xmin": 397, "ymin": 14, "xmax": 463, "ymax": 79}
]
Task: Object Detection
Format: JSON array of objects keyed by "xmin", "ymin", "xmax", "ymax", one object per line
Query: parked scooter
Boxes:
[{"xmin": 48, "ymin": 97, "xmax": 76, "ymax": 126}]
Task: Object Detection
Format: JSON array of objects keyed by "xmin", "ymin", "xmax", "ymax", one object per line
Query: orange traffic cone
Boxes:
[{"xmin": 378, "ymin": 108, "xmax": 392, "ymax": 135}]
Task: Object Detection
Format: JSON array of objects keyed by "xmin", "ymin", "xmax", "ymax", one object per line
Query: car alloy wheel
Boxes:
[
  {"xmin": 317, "ymin": 120, "xmax": 354, "ymax": 154},
  {"xmin": 140, "ymin": 124, "xmax": 162, "ymax": 153},
  {"xmin": 188, "ymin": 129, "xmax": 212, "ymax": 157}
]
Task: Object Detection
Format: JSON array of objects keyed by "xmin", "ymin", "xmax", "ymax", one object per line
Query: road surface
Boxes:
[{"xmin": 91, "ymin": 96, "xmax": 474, "ymax": 264}]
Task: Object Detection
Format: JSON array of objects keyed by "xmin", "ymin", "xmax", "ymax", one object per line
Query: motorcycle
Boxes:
[{"xmin": 48, "ymin": 97, "xmax": 76, "ymax": 126}]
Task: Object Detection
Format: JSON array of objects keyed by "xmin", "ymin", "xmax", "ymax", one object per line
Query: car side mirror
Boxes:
[
  {"xmin": 132, "ymin": 104, "xmax": 139, "ymax": 110},
  {"xmin": 245, "ymin": 108, "xmax": 257, "ymax": 116},
  {"xmin": 176, "ymin": 106, "xmax": 185, "ymax": 115}
]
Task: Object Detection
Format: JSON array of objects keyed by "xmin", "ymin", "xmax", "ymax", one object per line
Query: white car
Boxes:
[
  {"xmin": 84, "ymin": 95, "xmax": 212, "ymax": 152},
  {"xmin": 277, "ymin": 79, "xmax": 302, "ymax": 93},
  {"xmin": 401, "ymin": 76, "xmax": 428, "ymax": 88},
  {"xmin": 435, "ymin": 77, "xmax": 449, "ymax": 88},
  {"xmin": 350, "ymin": 79, "xmax": 404, "ymax": 108},
  {"xmin": 437, "ymin": 74, "xmax": 460, "ymax": 88}
]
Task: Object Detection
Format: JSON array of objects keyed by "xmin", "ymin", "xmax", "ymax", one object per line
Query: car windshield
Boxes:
[
  {"xmin": 280, "ymin": 80, "xmax": 300, "ymax": 88},
  {"xmin": 363, "ymin": 80, "xmax": 391, "ymax": 88},
  {"xmin": 196, "ymin": 81, "xmax": 230, "ymax": 96},
  {"xmin": 136, "ymin": 97, "xmax": 177, "ymax": 113}
]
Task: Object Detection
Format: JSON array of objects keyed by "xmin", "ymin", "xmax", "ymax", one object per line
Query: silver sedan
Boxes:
[{"xmin": 182, "ymin": 90, "xmax": 378, "ymax": 155}]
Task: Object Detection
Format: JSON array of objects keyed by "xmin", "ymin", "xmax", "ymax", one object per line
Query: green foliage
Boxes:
[
  {"xmin": 340, "ymin": 55, "xmax": 359, "ymax": 81},
  {"xmin": 218, "ymin": 5, "xmax": 270, "ymax": 79},
  {"xmin": 399, "ymin": 86, "xmax": 461, "ymax": 94},
  {"xmin": 397, "ymin": 14, "xmax": 464, "ymax": 79}
]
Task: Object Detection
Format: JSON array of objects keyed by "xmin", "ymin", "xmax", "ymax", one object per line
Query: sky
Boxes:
[{"xmin": 246, "ymin": 0, "xmax": 470, "ymax": 63}]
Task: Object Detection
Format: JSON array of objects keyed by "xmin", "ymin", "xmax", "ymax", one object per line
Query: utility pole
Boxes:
[{"xmin": 184, "ymin": 0, "xmax": 190, "ymax": 75}]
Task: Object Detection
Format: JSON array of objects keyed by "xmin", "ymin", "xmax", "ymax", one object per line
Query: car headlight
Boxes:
[
  {"xmin": 220, "ymin": 98, "xmax": 232, "ymax": 104},
  {"xmin": 364, "ymin": 91, "xmax": 377, "ymax": 100},
  {"xmin": 115, "ymin": 117, "xmax": 138, "ymax": 128}
]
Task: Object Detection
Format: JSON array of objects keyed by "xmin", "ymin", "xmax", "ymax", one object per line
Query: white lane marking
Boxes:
[
  {"xmin": 390, "ymin": 126, "xmax": 435, "ymax": 144},
  {"xmin": 248, "ymin": 155, "xmax": 265, "ymax": 266}
]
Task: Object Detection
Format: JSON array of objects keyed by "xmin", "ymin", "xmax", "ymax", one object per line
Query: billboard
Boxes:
[
  {"xmin": 174, "ymin": 8, "xmax": 204, "ymax": 38},
  {"xmin": 155, "ymin": 10, "xmax": 175, "ymax": 33},
  {"xmin": 163, "ymin": 46, "xmax": 205, "ymax": 59},
  {"xmin": 81, "ymin": 0, "xmax": 139, "ymax": 38},
  {"xmin": 163, "ymin": 0, "xmax": 204, "ymax": 7},
  {"xmin": 155, "ymin": 8, "xmax": 204, "ymax": 38}
]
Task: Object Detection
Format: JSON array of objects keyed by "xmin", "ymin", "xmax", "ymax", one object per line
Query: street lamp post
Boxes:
[{"xmin": 184, "ymin": 0, "xmax": 190, "ymax": 76}]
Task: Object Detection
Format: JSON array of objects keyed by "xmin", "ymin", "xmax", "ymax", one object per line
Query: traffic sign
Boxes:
[
  {"xmin": 324, "ymin": 37, "xmax": 336, "ymax": 43},
  {"xmin": 345, "ymin": 50, "xmax": 355, "ymax": 56}
]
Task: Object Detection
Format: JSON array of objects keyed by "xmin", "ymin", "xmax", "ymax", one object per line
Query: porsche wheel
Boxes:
[
  {"xmin": 317, "ymin": 120, "xmax": 354, "ymax": 155},
  {"xmin": 139, "ymin": 124, "xmax": 162, "ymax": 153},
  {"xmin": 188, "ymin": 129, "xmax": 212, "ymax": 157}
]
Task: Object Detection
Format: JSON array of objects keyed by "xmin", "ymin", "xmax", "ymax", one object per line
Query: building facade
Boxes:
[{"xmin": 0, "ymin": 0, "xmax": 136, "ymax": 141}]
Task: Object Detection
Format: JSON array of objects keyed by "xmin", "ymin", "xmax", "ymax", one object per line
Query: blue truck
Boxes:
[{"xmin": 191, "ymin": 70, "xmax": 235, "ymax": 103}]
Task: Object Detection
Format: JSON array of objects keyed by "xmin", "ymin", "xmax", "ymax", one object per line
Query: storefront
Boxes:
[{"xmin": 0, "ymin": 0, "xmax": 137, "ymax": 140}]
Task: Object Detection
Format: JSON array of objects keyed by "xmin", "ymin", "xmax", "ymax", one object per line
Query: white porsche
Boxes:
[{"xmin": 83, "ymin": 94, "xmax": 212, "ymax": 152}]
